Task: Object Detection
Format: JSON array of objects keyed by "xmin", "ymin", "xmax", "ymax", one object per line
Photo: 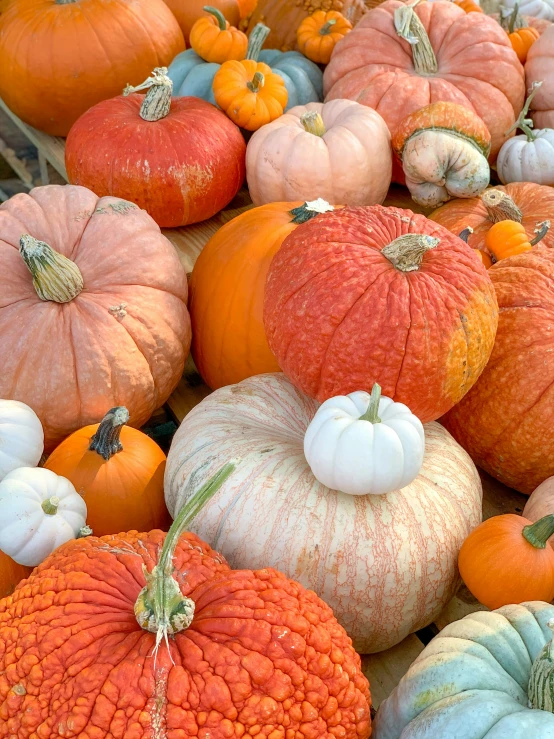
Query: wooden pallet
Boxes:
[{"xmin": 0, "ymin": 99, "xmax": 529, "ymax": 711}]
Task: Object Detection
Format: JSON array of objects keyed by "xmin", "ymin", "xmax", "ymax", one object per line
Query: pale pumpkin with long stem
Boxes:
[
  {"xmin": 296, "ymin": 10, "xmax": 352, "ymax": 64},
  {"xmin": 44, "ymin": 407, "xmax": 169, "ymax": 537},
  {"xmin": 189, "ymin": 5, "xmax": 248, "ymax": 62}
]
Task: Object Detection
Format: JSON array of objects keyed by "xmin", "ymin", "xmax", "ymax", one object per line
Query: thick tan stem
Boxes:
[
  {"xmin": 19, "ymin": 234, "xmax": 83, "ymax": 303},
  {"xmin": 123, "ymin": 68, "xmax": 172, "ymax": 122},
  {"xmin": 394, "ymin": 3, "xmax": 438, "ymax": 75},
  {"xmin": 301, "ymin": 111, "xmax": 326, "ymax": 136},
  {"xmin": 382, "ymin": 233, "xmax": 439, "ymax": 272},
  {"xmin": 481, "ymin": 189, "xmax": 523, "ymax": 224},
  {"xmin": 89, "ymin": 407, "xmax": 129, "ymax": 461}
]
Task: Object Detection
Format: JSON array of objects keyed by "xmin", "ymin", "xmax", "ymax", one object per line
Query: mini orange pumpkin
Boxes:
[
  {"xmin": 454, "ymin": 0, "xmax": 484, "ymax": 12},
  {"xmin": 213, "ymin": 58, "xmax": 288, "ymax": 130},
  {"xmin": 44, "ymin": 407, "xmax": 169, "ymax": 537},
  {"xmin": 296, "ymin": 10, "xmax": 352, "ymax": 65},
  {"xmin": 190, "ymin": 5, "xmax": 248, "ymax": 63},
  {"xmin": 485, "ymin": 219, "xmax": 550, "ymax": 261}
]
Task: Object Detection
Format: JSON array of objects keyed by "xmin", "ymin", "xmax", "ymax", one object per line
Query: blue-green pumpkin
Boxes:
[{"xmin": 168, "ymin": 23, "xmax": 322, "ymax": 110}]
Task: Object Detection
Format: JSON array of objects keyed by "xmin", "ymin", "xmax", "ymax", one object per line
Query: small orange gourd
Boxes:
[
  {"xmin": 459, "ymin": 513, "xmax": 554, "ymax": 609},
  {"xmin": 44, "ymin": 407, "xmax": 169, "ymax": 537},
  {"xmin": 485, "ymin": 219, "xmax": 550, "ymax": 262},
  {"xmin": 213, "ymin": 58, "xmax": 288, "ymax": 130},
  {"xmin": 499, "ymin": 4, "xmax": 540, "ymax": 63},
  {"xmin": 296, "ymin": 10, "xmax": 352, "ymax": 65},
  {"xmin": 189, "ymin": 6, "xmax": 248, "ymax": 63},
  {"xmin": 454, "ymin": 0, "xmax": 484, "ymax": 11}
]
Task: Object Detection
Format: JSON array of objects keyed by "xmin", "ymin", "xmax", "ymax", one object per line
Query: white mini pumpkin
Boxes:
[
  {"xmin": 0, "ymin": 467, "xmax": 87, "ymax": 566},
  {"xmin": 0, "ymin": 399, "xmax": 44, "ymax": 481},
  {"xmin": 304, "ymin": 384, "xmax": 425, "ymax": 495}
]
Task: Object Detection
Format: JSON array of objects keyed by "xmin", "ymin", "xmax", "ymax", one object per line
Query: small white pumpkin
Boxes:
[
  {"xmin": 502, "ymin": 0, "xmax": 554, "ymax": 20},
  {"xmin": 304, "ymin": 383, "xmax": 425, "ymax": 496},
  {"xmin": 0, "ymin": 467, "xmax": 87, "ymax": 567},
  {"xmin": 0, "ymin": 399, "xmax": 44, "ymax": 481},
  {"xmin": 498, "ymin": 82, "xmax": 554, "ymax": 185}
]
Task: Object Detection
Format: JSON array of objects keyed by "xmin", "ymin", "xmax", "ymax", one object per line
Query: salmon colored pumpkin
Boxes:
[
  {"xmin": 189, "ymin": 6, "xmax": 248, "ymax": 62},
  {"xmin": 526, "ymin": 24, "xmax": 554, "ymax": 128},
  {"xmin": 323, "ymin": 0, "xmax": 525, "ymax": 161},
  {"xmin": 44, "ymin": 407, "xmax": 169, "ymax": 537},
  {"xmin": 0, "ymin": 0, "xmax": 184, "ymax": 137},
  {"xmin": 0, "ymin": 184, "xmax": 191, "ymax": 452},
  {"xmin": 443, "ymin": 248, "xmax": 554, "ymax": 494},
  {"xmin": 263, "ymin": 206, "xmax": 499, "ymax": 422},
  {"xmin": 296, "ymin": 10, "xmax": 352, "ymax": 64},
  {"xmin": 458, "ymin": 513, "xmax": 554, "ymax": 608},
  {"xmin": 65, "ymin": 68, "xmax": 246, "ymax": 228},
  {"xmin": 0, "ymin": 551, "xmax": 30, "ymax": 599},
  {"xmin": 430, "ymin": 182, "xmax": 554, "ymax": 250},
  {"xmin": 0, "ymin": 466, "xmax": 372, "ymax": 738},
  {"xmin": 485, "ymin": 218, "xmax": 550, "ymax": 261},
  {"xmin": 190, "ymin": 200, "xmax": 336, "ymax": 390},
  {"xmin": 524, "ymin": 477, "xmax": 554, "ymax": 540}
]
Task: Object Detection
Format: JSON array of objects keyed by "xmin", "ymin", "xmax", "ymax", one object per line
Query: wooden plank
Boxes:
[
  {"xmin": 166, "ymin": 356, "xmax": 211, "ymax": 424},
  {"xmin": 362, "ymin": 634, "xmax": 426, "ymax": 709}
]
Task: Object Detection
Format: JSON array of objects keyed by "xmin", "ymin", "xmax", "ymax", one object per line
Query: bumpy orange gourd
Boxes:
[
  {"xmin": 213, "ymin": 59, "xmax": 288, "ymax": 130},
  {"xmin": 0, "ymin": 466, "xmax": 372, "ymax": 738},
  {"xmin": 296, "ymin": 10, "xmax": 352, "ymax": 64},
  {"xmin": 44, "ymin": 407, "xmax": 169, "ymax": 537},
  {"xmin": 459, "ymin": 513, "xmax": 554, "ymax": 609},
  {"xmin": 0, "ymin": 551, "xmax": 30, "ymax": 600},
  {"xmin": 190, "ymin": 6, "xmax": 248, "ymax": 62},
  {"xmin": 485, "ymin": 219, "xmax": 550, "ymax": 261}
]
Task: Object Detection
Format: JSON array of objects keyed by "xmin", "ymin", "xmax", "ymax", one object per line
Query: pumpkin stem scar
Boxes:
[
  {"xmin": 41, "ymin": 496, "xmax": 60, "ymax": 515},
  {"xmin": 394, "ymin": 1, "xmax": 438, "ymax": 75},
  {"xmin": 301, "ymin": 111, "xmax": 327, "ymax": 137},
  {"xmin": 382, "ymin": 233, "xmax": 439, "ymax": 272},
  {"xmin": 123, "ymin": 67, "xmax": 173, "ymax": 122},
  {"xmin": 134, "ymin": 461, "xmax": 239, "ymax": 660},
  {"xmin": 19, "ymin": 234, "xmax": 84, "ymax": 303},
  {"xmin": 89, "ymin": 407, "xmax": 130, "ymax": 460},
  {"xmin": 482, "ymin": 189, "xmax": 523, "ymax": 223},
  {"xmin": 528, "ymin": 618, "xmax": 554, "ymax": 710},
  {"xmin": 505, "ymin": 81, "xmax": 543, "ymax": 142},
  {"xmin": 245, "ymin": 23, "xmax": 271, "ymax": 61},
  {"xmin": 359, "ymin": 383, "xmax": 382, "ymax": 423}
]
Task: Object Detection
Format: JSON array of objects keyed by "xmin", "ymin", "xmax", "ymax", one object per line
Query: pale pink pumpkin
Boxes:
[
  {"xmin": 0, "ymin": 185, "xmax": 190, "ymax": 451},
  {"xmin": 323, "ymin": 0, "xmax": 525, "ymax": 160},
  {"xmin": 523, "ymin": 478, "xmax": 554, "ymax": 543},
  {"xmin": 526, "ymin": 24, "xmax": 554, "ymax": 128}
]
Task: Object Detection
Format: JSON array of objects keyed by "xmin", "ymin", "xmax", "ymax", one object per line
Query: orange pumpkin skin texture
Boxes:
[
  {"xmin": 484, "ymin": 219, "xmax": 535, "ymax": 261},
  {"xmin": 443, "ymin": 249, "xmax": 554, "ymax": 494},
  {"xmin": 44, "ymin": 408, "xmax": 169, "ymax": 537},
  {"xmin": 296, "ymin": 10, "xmax": 352, "ymax": 65},
  {"xmin": 0, "ymin": 551, "xmax": 30, "ymax": 600},
  {"xmin": 430, "ymin": 182, "xmax": 554, "ymax": 250},
  {"xmin": 458, "ymin": 513, "xmax": 554, "ymax": 609},
  {"xmin": 0, "ymin": 530, "xmax": 372, "ymax": 738},
  {"xmin": 190, "ymin": 6, "xmax": 248, "ymax": 63},
  {"xmin": 0, "ymin": 0, "xmax": 185, "ymax": 137},
  {"xmin": 510, "ymin": 25, "xmax": 540, "ymax": 62},
  {"xmin": 323, "ymin": 0, "xmax": 525, "ymax": 161},
  {"xmin": 263, "ymin": 206, "xmax": 499, "ymax": 423}
]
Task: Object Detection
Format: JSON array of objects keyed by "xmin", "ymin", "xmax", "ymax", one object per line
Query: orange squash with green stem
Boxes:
[
  {"xmin": 485, "ymin": 219, "xmax": 550, "ymax": 261},
  {"xmin": 504, "ymin": 3, "xmax": 540, "ymax": 60},
  {"xmin": 189, "ymin": 6, "xmax": 248, "ymax": 62},
  {"xmin": 296, "ymin": 10, "xmax": 352, "ymax": 64}
]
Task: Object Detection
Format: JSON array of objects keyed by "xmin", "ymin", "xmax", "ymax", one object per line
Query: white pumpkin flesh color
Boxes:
[
  {"xmin": 498, "ymin": 129, "xmax": 554, "ymax": 185},
  {"xmin": 303, "ymin": 387, "xmax": 425, "ymax": 495},
  {"xmin": 0, "ymin": 399, "xmax": 44, "ymax": 481},
  {"xmin": 165, "ymin": 373, "xmax": 482, "ymax": 653},
  {"xmin": 374, "ymin": 602, "xmax": 554, "ymax": 738},
  {"xmin": 0, "ymin": 467, "xmax": 87, "ymax": 566}
]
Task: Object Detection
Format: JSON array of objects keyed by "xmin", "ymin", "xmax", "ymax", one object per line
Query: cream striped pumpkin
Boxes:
[{"xmin": 165, "ymin": 373, "xmax": 482, "ymax": 654}]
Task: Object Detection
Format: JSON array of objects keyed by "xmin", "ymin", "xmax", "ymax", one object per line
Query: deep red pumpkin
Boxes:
[
  {"xmin": 263, "ymin": 206, "xmax": 499, "ymax": 423},
  {"xmin": 65, "ymin": 69, "xmax": 246, "ymax": 228}
]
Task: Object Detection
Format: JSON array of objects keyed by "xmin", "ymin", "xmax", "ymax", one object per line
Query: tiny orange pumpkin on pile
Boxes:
[
  {"xmin": 189, "ymin": 5, "xmax": 248, "ymax": 63},
  {"xmin": 454, "ymin": 0, "xmax": 484, "ymax": 12},
  {"xmin": 296, "ymin": 10, "xmax": 352, "ymax": 65},
  {"xmin": 501, "ymin": 4, "xmax": 540, "ymax": 62},
  {"xmin": 485, "ymin": 219, "xmax": 550, "ymax": 261}
]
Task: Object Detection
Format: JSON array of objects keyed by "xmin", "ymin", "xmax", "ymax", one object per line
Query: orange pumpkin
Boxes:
[
  {"xmin": 296, "ymin": 10, "xmax": 352, "ymax": 65},
  {"xmin": 458, "ymin": 513, "xmax": 554, "ymax": 609},
  {"xmin": 510, "ymin": 27, "xmax": 540, "ymax": 60},
  {"xmin": 44, "ymin": 407, "xmax": 169, "ymax": 538},
  {"xmin": 0, "ymin": 0, "xmax": 185, "ymax": 137},
  {"xmin": 485, "ymin": 219, "xmax": 550, "ymax": 261},
  {"xmin": 163, "ymin": 0, "xmax": 242, "ymax": 42},
  {"xmin": 190, "ymin": 200, "xmax": 336, "ymax": 389},
  {"xmin": 0, "ymin": 550, "xmax": 31, "ymax": 599},
  {"xmin": 190, "ymin": 6, "xmax": 248, "ymax": 62},
  {"xmin": 454, "ymin": 0, "xmax": 484, "ymax": 12}
]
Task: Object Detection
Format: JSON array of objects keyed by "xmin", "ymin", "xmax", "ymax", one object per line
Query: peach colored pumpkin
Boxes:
[
  {"xmin": 0, "ymin": 185, "xmax": 191, "ymax": 452},
  {"xmin": 323, "ymin": 0, "xmax": 525, "ymax": 160},
  {"xmin": 523, "ymin": 478, "xmax": 554, "ymax": 539},
  {"xmin": 246, "ymin": 99, "xmax": 392, "ymax": 206},
  {"xmin": 526, "ymin": 24, "xmax": 554, "ymax": 128}
]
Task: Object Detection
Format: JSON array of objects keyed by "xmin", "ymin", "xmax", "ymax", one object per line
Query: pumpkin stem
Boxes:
[
  {"xmin": 54, "ymin": 0, "xmax": 78, "ymax": 4},
  {"xmin": 204, "ymin": 5, "xmax": 227, "ymax": 30},
  {"xmin": 42, "ymin": 496, "xmax": 60, "ymax": 515},
  {"xmin": 89, "ymin": 407, "xmax": 130, "ymax": 461},
  {"xmin": 505, "ymin": 81, "xmax": 543, "ymax": 142},
  {"xmin": 123, "ymin": 67, "xmax": 173, "ymax": 122},
  {"xmin": 359, "ymin": 383, "xmax": 382, "ymax": 424},
  {"xmin": 78, "ymin": 525, "xmax": 93, "ymax": 538},
  {"xmin": 531, "ymin": 220, "xmax": 551, "ymax": 246},
  {"xmin": 499, "ymin": 3, "xmax": 526, "ymax": 30},
  {"xmin": 481, "ymin": 189, "xmax": 523, "ymax": 224},
  {"xmin": 301, "ymin": 111, "xmax": 327, "ymax": 136},
  {"xmin": 394, "ymin": 1, "xmax": 438, "ymax": 75},
  {"xmin": 528, "ymin": 618, "xmax": 554, "ymax": 711},
  {"xmin": 458, "ymin": 226, "xmax": 474, "ymax": 244},
  {"xmin": 289, "ymin": 199, "xmax": 334, "ymax": 224},
  {"xmin": 247, "ymin": 71, "xmax": 265, "ymax": 93},
  {"xmin": 134, "ymin": 462, "xmax": 238, "ymax": 658},
  {"xmin": 19, "ymin": 234, "xmax": 84, "ymax": 303},
  {"xmin": 508, "ymin": 2, "xmax": 519, "ymax": 33},
  {"xmin": 320, "ymin": 18, "xmax": 337, "ymax": 35},
  {"xmin": 522, "ymin": 514, "xmax": 554, "ymax": 548},
  {"xmin": 246, "ymin": 23, "xmax": 271, "ymax": 61},
  {"xmin": 382, "ymin": 233, "xmax": 440, "ymax": 272}
]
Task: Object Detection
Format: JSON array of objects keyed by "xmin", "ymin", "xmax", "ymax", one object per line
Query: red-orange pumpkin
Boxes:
[
  {"xmin": 263, "ymin": 205, "xmax": 499, "ymax": 423},
  {"xmin": 0, "ymin": 550, "xmax": 30, "ymax": 600},
  {"xmin": 65, "ymin": 69, "xmax": 246, "ymax": 228}
]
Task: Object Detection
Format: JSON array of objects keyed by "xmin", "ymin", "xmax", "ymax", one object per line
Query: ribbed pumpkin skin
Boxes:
[
  {"xmin": 443, "ymin": 249, "xmax": 554, "ymax": 495},
  {"xmin": 0, "ymin": 529, "xmax": 371, "ymax": 738},
  {"xmin": 263, "ymin": 206, "xmax": 499, "ymax": 423},
  {"xmin": 0, "ymin": 551, "xmax": 30, "ymax": 600},
  {"xmin": 65, "ymin": 95, "xmax": 246, "ymax": 228},
  {"xmin": 0, "ymin": 0, "xmax": 185, "ymax": 137}
]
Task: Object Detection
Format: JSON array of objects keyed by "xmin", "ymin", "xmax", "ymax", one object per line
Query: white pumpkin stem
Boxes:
[
  {"xmin": 42, "ymin": 496, "xmax": 60, "ymax": 515},
  {"xmin": 19, "ymin": 234, "xmax": 84, "ymax": 303},
  {"xmin": 394, "ymin": 2, "xmax": 438, "ymax": 75},
  {"xmin": 89, "ymin": 407, "xmax": 130, "ymax": 461},
  {"xmin": 78, "ymin": 525, "xmax": 93, "ymax": 538},
  {"xmin": 382, "ymin": 233, "xmax": 439, "ymax": 272},
  {"xmin": 301, "ymin": 111, "xmax": 327, "ymax": 136},
  {"xmin": 204, "ymin": 5, "xmax": 227, "ymax": 30},
  {"xmin": 320, "ymin": 18, "xmax": 337, "ymax": 34},
  {"xmin": 289, "ymin": 199, "xmax": 334, "ymax": 224},
  {"xmin": 123, "ymin": 67, "xmax": 173, "ymax": 122},
  {"xmin": 505, "ymin": 81, "xmax": 543, "ymax": 142},
  {"xmin": 359, "ymin": 383, "xmax": 382, "ymax": 424},
  {"xmin": 245, "ymin": 23, "xmax": 271, "ymax": 60},
  {"xmin": 247, "ymin": 71, "xmax": 265, "ymax": 93},
  {"xmin": 134, "ymin": 462, "xmax": 238, "ymax": 658},
  {"xmin": 481, "ymin": 189, "xmax": 523, "ymax": 223},
  {"xmin": 531, "ymin": 220, "xmax": 551, "ymax": 246},
  {"xmin": 528, "ymin": 618, "xmax": 554, "ymax": 711}
]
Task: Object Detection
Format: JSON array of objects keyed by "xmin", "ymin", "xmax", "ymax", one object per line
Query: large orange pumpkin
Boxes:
[
  {"xmin": 0, "ymin": 550, "xmax": 30, "ymax": 599},
  {"xmin": 443, "ymin": 248, "xmax": 554, "ymax": 494},
  {"xmin": 0, "ymin": 467, "xmax": 372, "ymax": 738},
  {"xmin": 0, "ymin": 184, "xmax": 191, "ymax": 452},
  {"xmin": 0, "ymin": 0, "xmax": 185, "ymax": 137},
  {"xmin": 263, "ymin": 205, "xmax": 499, "ymax": 423},
  {"xmin": 44, "ymin": 407, "xmax": 169, "ymax": 537},
  {"xmin": 323, "ymin": 0, "xmax": 525, "ymax": 160}
]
